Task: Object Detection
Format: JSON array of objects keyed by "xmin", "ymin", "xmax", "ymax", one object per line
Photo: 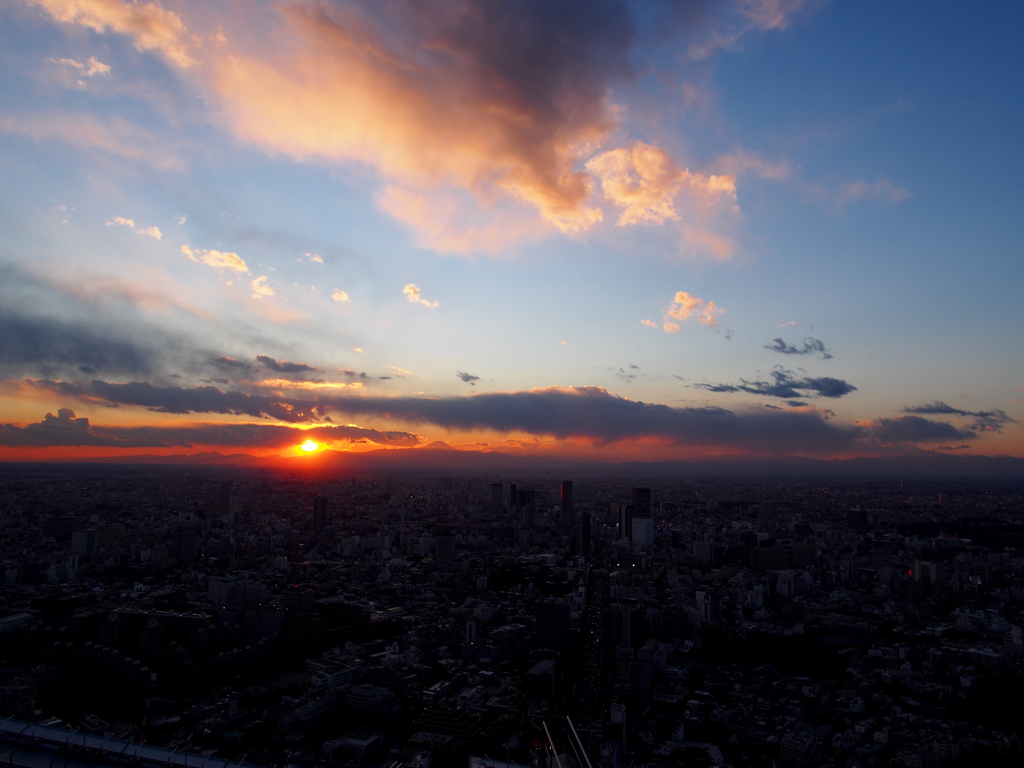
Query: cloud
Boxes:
[
  {"xmin": 181, "ymin": 245, "xmax": 248, "ymax": 272},
  {"xmin": 23, "ymin": 379, "xmax": 867, "ymax": 453},
  {"xmin": 108, "ymin": 217, "xmax": 162, "ymax": 239},
  {"xmin": 403, "ymin": 283, "xmax": 438, "ymax": 308},
  {"xmin": 387, "ymin": 365, "xmax": 412, "ymax": 377},
  {"xmin": 197, "ymin": 0, "xmax": 635, "ymax": 247},
  {"xmin": 778, "ymin": 320, "xmax": 799, "ymax": 328},
  {"xmin": 456, "ymin": 371, "xmax": 481, "ymax": 386},
  {"xmin": 0, "ymin": 408, "xmax": 419, "ymax": 448},
  {"xmin": 713, "ymin": 149, "xmax": 791, "ymax": 181},
  {"xmin": 250, "ymin": 276, "xmax": 274, "ymax": 299},
  {"xmin": 306, "ymin": 252, "xmax": 324, "ymax": 263},
  {"xmin": 25, "ymin": 1, "xmax": 773, "ymax": 257},
  {"xmin": 699, "ymin": 366, "xmax": 857, "ymax": 400},
  {"xmin": 211, "ymin": 355, "xmax": 248, "ymax": 372},
  {"xmin": 0, "ymin": 111, "xmax": 185, "ymax": 170},
  {"xmin": 255, "ymin": 354, "xmax": 318, "ymax": 375},
  {"xmin": 0, "ymin": 408, "xmax": 128, "ymax": 447},
  {"xmin": 902, "ymin": 401, "xmax": 1017, "ymax": 433},
  {"xmin": 331, "ymin": 289, "xmax": 351, "ymax": 303},
  {"xmin": 865, "ymin": 416, "xmax": 974, "ymax": 444},
  {"xmin": 688, "ymin": 0, "xmax": 819, "ymax": 59},
  {"xmin": 764, "ymin": 337, "xmax": 833, "ymax": 359},
  {"xmin": 640, "ymin": 319, "xmax": 658, "ymax": 329},
  {"xmin": 29, "ymin": 378, "xmax": 1010, "ymax": 454},
  {"xmin": 665, "ymin": 291, "xmax": 725, "ymax": 327},
  {"xmin": 0, "ymin": 307, "xmax": 154, "ymax": 379},
  {"xmin": 29, "ymin": 0, "xmax": 196, "ymax": 68},
  {"xmin": 836, "ymin": 179, "xmax": 910, "ymax": 207},
  {"xmin": 52, "ymin": 55, "xmax": 112, "ymax": 77},
  {"xmin": 587, "ymin": 142, "xmax": 736, "ymax": 227}
]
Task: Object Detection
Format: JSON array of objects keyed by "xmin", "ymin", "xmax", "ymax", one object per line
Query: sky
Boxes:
[{"xmin": 1, "ymin": 0, "xmax": 1022, "ymax": 465}]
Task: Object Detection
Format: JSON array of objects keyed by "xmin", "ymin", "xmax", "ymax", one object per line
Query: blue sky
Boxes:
[{"xmin": 1, "ymin": 0, "xmax": 1021, "ymax": 461}]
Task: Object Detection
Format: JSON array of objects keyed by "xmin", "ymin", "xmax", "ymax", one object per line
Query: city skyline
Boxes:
[{"xmin": 1, "ymin": 0, "xmax": 1022, "ymax": 465}]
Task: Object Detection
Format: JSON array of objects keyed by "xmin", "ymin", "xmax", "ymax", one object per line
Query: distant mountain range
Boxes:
[{"xmin": 5, "ymin": 444, "xmax": 1024, "ymax": 479}]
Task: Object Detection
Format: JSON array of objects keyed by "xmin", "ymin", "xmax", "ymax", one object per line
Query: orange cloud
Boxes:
[
  {"xmin": 198, "ymin": 3, "xmax": 617, "ymax": 248},
  {"xmin": 587, "ymin": 142, "xmax": 736, "ymax": 227},
  {"xmin": 640, "ymin": 318, "xmax": 658, "ymax": 329},
  {"xmin": 665, "ymin": 291, "xmax": 725, "ymax": 327},
  {"xmin": 30, "ymin": 0, "xmax": 195, "ymax": 68},
  {"xmin": 331, "ymin": 289, "xmax": 351, "ymax": 303}
]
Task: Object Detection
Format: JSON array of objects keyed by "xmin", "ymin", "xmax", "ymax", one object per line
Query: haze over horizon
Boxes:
[{"xmin": 1, "ymin": 0, "xmax": 1022, "ymax": 467}]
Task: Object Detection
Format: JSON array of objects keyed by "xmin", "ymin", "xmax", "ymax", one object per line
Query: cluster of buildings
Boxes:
[{"xmin": 0, "ymin": 464, "xmax": 1022, "ymax": 768}]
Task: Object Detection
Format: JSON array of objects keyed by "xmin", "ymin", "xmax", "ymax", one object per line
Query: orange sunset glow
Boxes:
[{"xmin": 0, "ymin": 0, "xmax": 1020, "ymax": 475}]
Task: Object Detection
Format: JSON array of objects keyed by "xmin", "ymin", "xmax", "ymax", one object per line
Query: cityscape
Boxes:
[
  {"xmin": 2, "ymin": 2, "xmax": 1022, "ymax": 765},
  {"xmin": 1, "ymin": 463, "xmax": 1022, "ymax": 767}
]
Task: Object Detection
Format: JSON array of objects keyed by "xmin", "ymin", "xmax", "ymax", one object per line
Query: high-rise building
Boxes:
[
  {"xmin": 631, "ymin": 516, "xmax": 654, "ymax": 548},
  {"xmin": 559, "ymin": 480, "xmax": 574, "ymax": 526},
  {"xmin": 580, "ymin": 512, "xmax": 592, "ymax": 556},
  {"xmin": 613, "ymin": 503, "xmax": 633, "ymax": 541},
  {"xmin": 490, "ymin": 482, "xmax": 503, "ymax": 510},
  {"xmin": 71, "ymin": 529, "xmax": 96, "ymax": 557},
  {"xmin": 535, "ymin": 597, "xmax": 571, "ymax": 653},
  {"xmin": 631, "ymin": 487, "xmax": 652, "ymax": 518},
  {"xmin": 172, "ymin": 526, "xmax": 197, "ymax": 564},
  {"xmin": 312, "ymin": 497, "xmax": 328, "ymax": 532}
]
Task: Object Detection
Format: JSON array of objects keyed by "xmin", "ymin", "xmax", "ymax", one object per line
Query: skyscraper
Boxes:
[
  {"xmin": 559, "ymin": 480, "xmax": 574, "ymax": 526},
  {"xmin": 313, "ymin": 497, "xmax": 328, "ymax": 532},
  {"xmin": 631, "ymin": 487, "xmax": 652, "ymax": 518}
]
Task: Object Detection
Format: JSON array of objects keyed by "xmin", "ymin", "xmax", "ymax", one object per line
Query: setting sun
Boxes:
[{"xmin": 300, "ymin": 440, "xmax": 319, "ymax": 453}]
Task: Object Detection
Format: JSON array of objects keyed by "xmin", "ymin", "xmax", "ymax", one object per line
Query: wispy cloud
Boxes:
[
  {"xmin": 699, "ymin": 366, "xmax": 857, "ymax": 400},
  {"xmin": 903, "ymin": 401, "xmax": 1017, "ymax": 433},
  {"xmin": 255, "ymin": 354, "xmax": 317, "ymax": 376},
  {"xmin": 687, "ymin": 0, "xmax": 819, "ymax": 59},
  {"xmin": 403, "ymin": 283, "xmax": 438, "ymax": 308},
  {"xmin": 764, "ymin": 337, "xmax": 832, "ymax": 359},
  {"xmin": 107, "ymin": 217, "xmax": 162, "ymax": 239},
  {"xmin": 51, "ymin": 55, "xmax": 112, "ymax": 78},
  {"xmin": 456, "ymin": 371, "xmax": 481, "ymax": 386},
  {"xmin": 29, "ymin": 0, "xmax": 196, "ymax": 68},
  {"xmin": 331, "ymin": 289, "xmax": 351, "ymax": 303}
]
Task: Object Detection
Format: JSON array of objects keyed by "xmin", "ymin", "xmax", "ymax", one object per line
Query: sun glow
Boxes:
[{"xmin": 300, "ymin": 440, "xmax": 319, "ymax": 452}]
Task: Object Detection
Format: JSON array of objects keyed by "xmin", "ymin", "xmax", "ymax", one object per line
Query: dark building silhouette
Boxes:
[
  {"xmin": 559, "ymin": 480, "xmax": 574, "ymax": 527},
  {"xmin": 312, "ymin": 497, "xmax": 328, "ymax": 532},
  {"xmin": 631, "ymin": 487, "xmax": 652, "ymax": 518}
]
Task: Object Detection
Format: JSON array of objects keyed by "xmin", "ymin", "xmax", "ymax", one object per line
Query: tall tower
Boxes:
[{"xmin": 490, "ymin": 482, "xmax": 503, "ymax": 510}]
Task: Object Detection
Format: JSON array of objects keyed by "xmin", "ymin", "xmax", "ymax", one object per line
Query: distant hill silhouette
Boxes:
[{"xmin": 8, "ymin": 445, "xmax": 1023, "ymax": 479}]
